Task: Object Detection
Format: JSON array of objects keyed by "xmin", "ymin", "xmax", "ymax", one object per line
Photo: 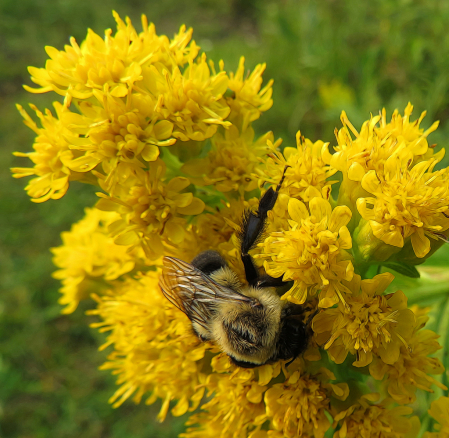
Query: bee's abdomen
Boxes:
[{"xmin": 211, "ymin": 299, "xmax": 281, "ymax": 366}]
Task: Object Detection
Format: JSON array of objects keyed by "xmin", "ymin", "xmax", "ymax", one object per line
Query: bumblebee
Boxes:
[{"xmin": 159, "ymin": 169, "xmax": 310, "ymax": 368}]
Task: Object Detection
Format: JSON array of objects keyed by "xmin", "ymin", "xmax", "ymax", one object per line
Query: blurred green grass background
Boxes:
[{"xmin": 2, "ymin": 0, "xmax": 449, "ymax": 436}]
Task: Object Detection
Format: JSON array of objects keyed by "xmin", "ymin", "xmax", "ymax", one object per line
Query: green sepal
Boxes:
[{"xmin": 160, "ymin": 147, "xmax": 183, "ymax": 180}]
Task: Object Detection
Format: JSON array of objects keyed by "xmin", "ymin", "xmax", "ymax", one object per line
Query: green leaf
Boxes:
[{"xmin": 382, "ymin": 262, "xmax": 420, "ymax": 278}]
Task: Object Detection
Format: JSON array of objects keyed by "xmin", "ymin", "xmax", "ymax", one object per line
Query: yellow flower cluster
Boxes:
[
  {"xmin": 314, "ymin": 273, "xmax": 416, "ymax": 368},
  {"xmin": 332, "ymin": 394, "xmax": 418, "ymax": 438},
  {"xmin": 182, "ymin": 358, "xmax": 348, "ymax": 438},
  {"xmin": 424, "ymin": 396, "xmax": 449, "ymax": 438},
  {"xmin": 256, "ymin": 131, "xmax": 337, "ymax": 202},
  {"xmin": 182, "ymin": 126, "xmax": 278, "ymax": 195},
  {"xmin": 257, "ymin": 197, "xmax": 354, "ymax": 307},
  {"xmin": 96, "ymin": 159, "xmax": 205, "ymax": 260},
  {"xmin": 51, "ymin": 207, "xmax": 146, "ymax": 313},
  {"xmin": 322, "ymin": 104, "xmax": 449, "ymax": 264},
  {"xmin": 88, "ymin": 272, "xmax": 208, "ymax": 418},
  {"xmin": 13, "ymin": 12, "xmax": 449, "ymax": 438},
  {"xmin": 369, "ymin": 310, "xmax": 447, "ymax": 404},
  {"xmin": 13, "ymin": 11, "xmax": 275, "ymax": 262},
  {"xmin": 13, "ymin": 102, "xmax": 78, "ymax": 202}
]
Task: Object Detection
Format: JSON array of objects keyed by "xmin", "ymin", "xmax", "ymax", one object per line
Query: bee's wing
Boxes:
[{"xmin": 159, "ymin": 256, "xmax": 253, "ymax": 330}]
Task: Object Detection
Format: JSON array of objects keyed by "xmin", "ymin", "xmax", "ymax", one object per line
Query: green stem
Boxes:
[
  {"xmin": 436, "ymin": 295, "xmax": 449, "ymax": 394},
  {"xmin": 418, "ymin": 413, "xmax": 430, "ymax": 437},
  {"xmin": 354, "ymin": 261, "xmax": 371, "ymax": 279}
]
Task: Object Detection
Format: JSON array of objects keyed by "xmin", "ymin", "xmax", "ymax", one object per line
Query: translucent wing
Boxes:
[{"xmin": 159, "ymin": 256, "xmax": 254, "ymax": 330}]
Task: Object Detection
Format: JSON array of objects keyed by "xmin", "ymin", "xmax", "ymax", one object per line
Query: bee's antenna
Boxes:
[{"xmin": 275, "ymin": 165, "xmax": 290, "ymax": 193}]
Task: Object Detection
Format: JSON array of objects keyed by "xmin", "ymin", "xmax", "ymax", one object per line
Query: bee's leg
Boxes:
[
  {"xmin": 305, "ymin": 309, "xmax": 319, "ymax": 326},
  {"xmin": 254, "ymin": 274, "xmax": 287, "ymax": 289},
  {"xmin": 240, "ymin": 166, "xmax": 289, "ymax": 286}
]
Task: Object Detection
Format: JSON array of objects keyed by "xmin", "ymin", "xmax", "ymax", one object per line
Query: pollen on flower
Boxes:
[
  {"xmin": 257, "ymin": 197, "xmax": 354, "ymax": 307},
  {"xmin": 96, "ymin": 159, "xmax": 205, "ymax": 260},
  {"xmin": 313, "ymin": 273, "xmax": 416, "ymax": 367},
  {"xmin": 51, "ymin": 207, "xmax": 145, "ymax": 313},
  {"xmin": 257, "ymin": 131, "xmax": 338, "ymax": 203}
]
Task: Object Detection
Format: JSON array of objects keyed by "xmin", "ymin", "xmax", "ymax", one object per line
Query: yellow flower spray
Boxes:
[{"xmin": 13, "ymin": 12, "xmax": 449, "ymax": 437}]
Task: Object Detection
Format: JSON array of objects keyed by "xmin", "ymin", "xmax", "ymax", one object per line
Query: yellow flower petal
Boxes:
[
  {"xmin": 309, "ymin": 197, "xmax": 332, "ymax": 222},
  {"xmin": 410, "ymin": 228, "xmax": 430, "ymax": 258},
  {"xmin": 141, "ymin": 144, "xmax": 160, "ymax": 161},
  {"xmin": 329, "ymin": 205, "xmax": 352, "ymax": 232},
  {"xmin": 287, "ymin": 198, "xmax": 308, "ymax": 223},
  {"xmin": 177, "ymin": 197, "xmax": 205, "ymax": 215}
]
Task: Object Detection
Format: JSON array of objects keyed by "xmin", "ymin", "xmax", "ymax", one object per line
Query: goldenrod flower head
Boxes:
[
  {"xmin": 145, "ymin": 53, "xmax": 231, "ymax": 142},
  {"xmin": 12, "ymin": 103, "xmax": 76, "ymax": 202},
  {"xmin": 51, "ymin": 207, "xmax": 144, "ymax": 313},
  {"xmin": 264, "ymin": 367, "xmax": 348, "ymax": 438},
  {"xmin": 223, "ymin": 57, "xmax": 274, "ymax": 132},
  {"xmin": 332, "ymin": 394, "xmax": 416, "ymax": 438},
  {"xmin": 89, "ymin": 271, "xmax": 208, "ymax": 419},
  {"xmin": 257, "ymin": 131, "xmax": 338, "ymax": 202},
  {"xmin": 183, "ymin": 358, "xmax": 269, "ymax": 438},
  {"xmin": 325, "ymin": 103, "xmax": 439, "ymax": 185},
  {"xmin": 423, "ymin": 396, "xmax": 449, "ymax": 438},
  {"xmin": 96, "ymin": 160, "xmax": 205, "ymax": 259},
  {"xmin": 323, "ymin": 104, "xmax": 440, "ymax": 213},
  {"xmin": 258, "ymin": 197, "xmax": 354, "ymax": 307},
  {"xmin": 357, "ymin": 156, "xmax": 449, "ymax": 258},
  {"xmin": 369, "ymin": 323, "xmax": 446, "ymax": 404},
  {"xmin": 313, "ymin": 273, "xmax": 415, "ymax": 367},
  {"xmin": 63, "ymin": 92, "xmax": 175, "ymax": 191},
  {"xmin": 377, "ymin": 103, "xmax": 438, "ymax": 155},
  {"xmin": 182, "ymin": 126, "xmax": 276, "ymax": 194},
  {"xmin": 25, "ymin": 12, "xmax": 199, "ymax": 99}
]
